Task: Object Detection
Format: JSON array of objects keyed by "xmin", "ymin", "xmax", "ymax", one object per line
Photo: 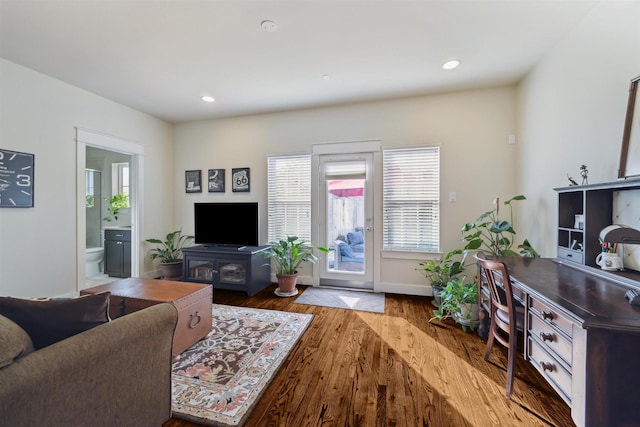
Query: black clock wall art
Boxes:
[{"xmin": 0, "ymin": 149, "xmax": 35, "ymax": 208}]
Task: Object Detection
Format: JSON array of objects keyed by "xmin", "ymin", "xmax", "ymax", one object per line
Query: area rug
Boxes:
[
  {"xmin": 294, "ymin": 287, "xmax": 385, "ymax": 313},
  {"xmin": 171, "ymin": 304, "xmax": 313, "ymax": 426}
]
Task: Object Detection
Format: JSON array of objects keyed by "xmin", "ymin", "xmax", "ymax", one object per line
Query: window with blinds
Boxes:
[
  {"xmin": 382, "ymin": 147, "xmax": 440, "ymax": 251},
  {"xmin": 267, "ymin": 154, "xmax": 312, "ymax": 243}
]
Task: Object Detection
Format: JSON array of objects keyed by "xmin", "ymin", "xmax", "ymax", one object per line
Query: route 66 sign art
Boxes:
[
  {"xmin": 0, "ymin": 149, "xmax": 34, "ymax": 208},
  {"xmin": 232, "ymin": 168, "xmax": 250, "ymax": 192}
]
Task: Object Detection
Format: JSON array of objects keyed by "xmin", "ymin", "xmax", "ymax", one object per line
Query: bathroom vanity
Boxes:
[{"xmin": 104, "ymin": 227, "xmax": 131, "ymax": 278}]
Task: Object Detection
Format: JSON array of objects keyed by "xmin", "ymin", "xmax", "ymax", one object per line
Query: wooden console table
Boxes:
[{"xmin": 494, "ymin": 257, "xmax": 640, "ymax": 427}]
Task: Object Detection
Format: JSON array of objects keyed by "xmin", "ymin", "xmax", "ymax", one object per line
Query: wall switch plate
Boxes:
[
  {"xmin": 508, "ymin": 134, "xmax": 516, "ymax": 145},
  {"xmin": 449, "ymin": 192, "xmax": 457, "ymax": 202}
]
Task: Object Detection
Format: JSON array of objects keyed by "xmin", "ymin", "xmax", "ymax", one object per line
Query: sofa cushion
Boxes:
[
  {"xmin": 347, "ymin": 230, "xmax": 364, "ymax": 246},
  {"xmin": 0, "ymin": 315, "xmax": 34, "ymax": 368},
  {"xmin": 338, "ymin": 240, "xmax": 354, "ymax": 258},
  {"xmin": 0, "ymin": 292, "xmax": 111, "ymax": 350}
]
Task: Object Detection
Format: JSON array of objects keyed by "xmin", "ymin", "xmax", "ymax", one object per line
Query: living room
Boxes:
[{"xmin": 2, "ymin": 1, "xmax": 640, "ymax": 426}]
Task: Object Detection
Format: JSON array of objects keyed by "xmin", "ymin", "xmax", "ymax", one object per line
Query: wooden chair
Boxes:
[{"xmin": 475, "ymin": 252, "xmax": 525, "ymax": 398}]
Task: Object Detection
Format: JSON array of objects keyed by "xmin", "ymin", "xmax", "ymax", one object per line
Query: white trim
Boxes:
[
  {"xmin": 312, "ymin": 139, "xmax": 381, "ymax": 155},
  {"xmin": 376, "ymin": 281, "xmax": 433, "ymax": 296},
  {"xmin": 76, "ymin": 127, "xmax": 144, "ymax": 291}
]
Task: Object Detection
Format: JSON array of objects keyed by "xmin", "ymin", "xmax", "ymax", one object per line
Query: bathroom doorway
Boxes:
[{"xmin": 76, "ymin": 128, "xmax": 144, "ymax": 292}]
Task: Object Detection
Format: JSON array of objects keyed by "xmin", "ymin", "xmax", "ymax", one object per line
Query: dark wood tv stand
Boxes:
[{"xmin": 181, "ymin": 245, "xmax": 271, "ymax": 296}]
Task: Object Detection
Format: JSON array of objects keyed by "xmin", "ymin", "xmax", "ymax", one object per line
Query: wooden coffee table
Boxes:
[{"xmin": 81, "ymin": 278, "xmax": 212, "ymax": 356}]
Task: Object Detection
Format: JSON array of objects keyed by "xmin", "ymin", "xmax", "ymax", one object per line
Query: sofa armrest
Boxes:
[{"xmin": 0, "ymin": 303, "xmax": 178, "ymax": 427}]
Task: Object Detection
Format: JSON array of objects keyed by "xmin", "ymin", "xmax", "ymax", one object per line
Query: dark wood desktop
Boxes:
[{"xmin": 493, "ymin": 257, "xmax": 640, "ymax": 427}]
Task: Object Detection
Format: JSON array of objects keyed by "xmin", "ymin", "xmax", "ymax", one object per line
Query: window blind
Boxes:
[
  {"xmin": 267, "ymin": 154, "xmax": 312, "ymax": 243},
  {"xmin": 383, "ymin": 147, "xmax": 440, "ymax": 251}
]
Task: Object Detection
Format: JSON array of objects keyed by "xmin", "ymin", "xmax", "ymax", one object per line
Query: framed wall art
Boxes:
[
  {"xmin": 208, "ymin": 168, "xmax": 225, "ymax": 193},
  {"xmin": 185, "ymin": 170, "xmax": 202, "ymax": 193},
  {"xmin": 232, "ymin": 167, "xmax": 250, "ymax": 192},
  {"xmin": 0, "ymin": 148, "xmax": 34, "ymax": 208},
  {"xmin": 618, "ymin": 75, "xmax": 640, "ymax": 179}
]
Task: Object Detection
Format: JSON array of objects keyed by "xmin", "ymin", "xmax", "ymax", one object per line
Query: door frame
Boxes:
[
  {"xmin": 311, "ymin": 140, "xmax": 381, "ymax": 290},
  {"xmin": 75, "ymin": 128, "xmax": 144, "ymax": 291}
]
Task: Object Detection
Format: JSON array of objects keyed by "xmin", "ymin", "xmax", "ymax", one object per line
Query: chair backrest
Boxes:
[{"xmin": 475, "ymin": 252, "xmax": 517, "ymax": 329}]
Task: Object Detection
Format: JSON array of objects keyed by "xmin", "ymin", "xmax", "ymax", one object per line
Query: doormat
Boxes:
[
  {"xmin": 294, "ymin": 287, "xmax": 385, "ymax": 313},
  {"xmin": 171, "ymin": 304, "xmax": 313, "ymax": 426}
]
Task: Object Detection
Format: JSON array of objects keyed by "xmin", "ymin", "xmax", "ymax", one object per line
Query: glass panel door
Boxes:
[{"xmin": 319, "ymin": 153, "xmax": 373, "ymax": 289}]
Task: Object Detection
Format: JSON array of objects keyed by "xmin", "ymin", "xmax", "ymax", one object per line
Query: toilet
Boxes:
[{"xmin": 86, "ymin": 246, "xmax": 104, "ymax": 277}]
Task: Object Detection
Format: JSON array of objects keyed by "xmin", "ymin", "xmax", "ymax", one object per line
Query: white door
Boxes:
[{"xmin": 318, "ymin": 153, "xmax": 374, "ymax": 289}]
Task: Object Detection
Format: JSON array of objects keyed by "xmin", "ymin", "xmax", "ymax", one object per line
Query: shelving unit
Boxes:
[{"xmin": 555, "ymin": 178, "xmax": 640, "ymax": 269}]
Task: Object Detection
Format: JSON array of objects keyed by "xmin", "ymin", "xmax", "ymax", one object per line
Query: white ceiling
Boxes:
[{"xmin": 0, "ymin": 0, "xmax": 597, "ymax": 123}]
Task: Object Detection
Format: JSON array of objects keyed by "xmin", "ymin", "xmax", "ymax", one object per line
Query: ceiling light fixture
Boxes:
[
  {"xmin": 442, "ymin": 59, "xmax": 461, "ymax": 70},
  {"xmin": 201, "ymin": 95, "xmax": 215, "ymax": 103},
  {"xmin": 323, "ymin": 74, "xmax": 331, "ymax": 81},
  {"xmin": 261, "ymin": 20, "xmax": 278, "ymax": 32}
]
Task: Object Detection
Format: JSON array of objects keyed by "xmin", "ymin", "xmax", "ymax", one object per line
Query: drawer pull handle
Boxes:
[
  {"xmin": 566, "ymin": 253, "xmax": 572, "ymax": 258},
  {"xmin": 189, "ymin": 311, "xmax": 202, "ymax": 329},
  {"xmin": 540, "ymin": 362, "xmax": 555, "ymax": 372},
  {"xmin": 542, "ymin": 311, "xmax": 555, "ymax": 320},
  {"xmin": 540, "ymin": 332, "xmax": 554, "ymax": 342}
]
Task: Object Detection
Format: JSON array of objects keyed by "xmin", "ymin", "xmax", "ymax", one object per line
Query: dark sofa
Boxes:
[{"xmin": 0, "ymin": 302, "xmax": 178, "ymax": 427}]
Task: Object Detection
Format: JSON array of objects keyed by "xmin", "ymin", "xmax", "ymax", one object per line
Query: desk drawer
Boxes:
[
  {"xmin": 529, "ymin": 296, "xmax": 573, "ymax": 338},
  {"xmin": 529, "ymin": 314, "xmax": 572, "ymax": 368},
  {"xmin": 557, "ymin": 247, "xmax": 583, "ymax": 264},
  {"xmin": 528, "ymin": 337, "xmax": 572, "ymax": 405}
]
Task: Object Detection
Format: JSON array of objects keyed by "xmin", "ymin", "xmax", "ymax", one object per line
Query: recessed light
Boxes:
[
  {"xmin": 442, "ymin": 59, "xmax": 461, "ymax": 70},
  {"xmin": 201, "ymin": 95, "xmax": 215, "ymax": 103},
  {"xmin": 323, "ymin": 74, "xmax": 331, "ymax": 81},
  {"xmin": 261, "ymin": 20, "xmax": 278, "ymax": 32}
]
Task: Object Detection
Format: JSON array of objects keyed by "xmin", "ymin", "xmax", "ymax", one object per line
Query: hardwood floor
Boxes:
[{"xmin": 163, "ymin": 285, "xmax": 574, "ymax": 427}]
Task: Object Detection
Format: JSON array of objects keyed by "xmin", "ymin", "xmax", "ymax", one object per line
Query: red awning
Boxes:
[{"xmin": 328, "ymin": 179, "xmax": 364, "ymax": 197}]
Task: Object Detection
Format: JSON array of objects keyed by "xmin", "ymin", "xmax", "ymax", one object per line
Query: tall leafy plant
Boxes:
[
  {"xmin": 146, "ymin": 229, "xmax": 194, "ymax": 263},
  {"xmin": 416, "ymin": 249, "xmax": 468, "ymax": 287},
  {"xmin": 461, "ymin": 195, "xmax": 539, "ymax": 257},
  {"xmin": 263, "ymin": 236, "xmax": 328, "ymax": 275}
]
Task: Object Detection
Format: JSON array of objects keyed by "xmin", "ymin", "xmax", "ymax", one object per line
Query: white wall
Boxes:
[
  {"xmin": 0, "ymin": 59, "xmax": 174, "ymax": 297},
  {"xmin": 174, "ymin": 86, "xmax": 519, "ymax": 294},
  {"xmin": 517, "ymin": 1, "xmax": 640, "ymax": 257}
]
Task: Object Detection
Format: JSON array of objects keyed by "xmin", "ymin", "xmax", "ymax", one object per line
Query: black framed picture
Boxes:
[
  {"xmin": 232, "ymin": 167, "xmax": 250, "ymax": 192},
  {"xmin": 208, "ymin": 168, "xmax": 225, "ymax": 193},
  {"xmin": 0, "ymin": 148, "xmax": 34, "ymax": 208},
  {"xmin": 185, "ymin": 170, "xmax": 202, "ymax": 193}
]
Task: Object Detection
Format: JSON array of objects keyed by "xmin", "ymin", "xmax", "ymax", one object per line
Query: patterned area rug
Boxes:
[
  {"xmin": 294, "ymin": 287, "xmax": 385, "ymax": 313},
  {"xmin": 171, "ymin": 304, "xmax": 313, "ymax": 426}
]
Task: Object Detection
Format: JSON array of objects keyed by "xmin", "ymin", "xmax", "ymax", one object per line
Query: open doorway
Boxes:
[{"xmin": 76, "ymin": 128, "xmax": 144, "ymax": 292}]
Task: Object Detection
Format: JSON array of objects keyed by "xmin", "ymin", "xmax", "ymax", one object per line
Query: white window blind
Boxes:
[
  {"xmin": 383, "ymin": 147, "xmax": 440, "ymax": 251},
  {"xmin": 267, "ymin": 155, "xmax": 311, "ymax": 243}
]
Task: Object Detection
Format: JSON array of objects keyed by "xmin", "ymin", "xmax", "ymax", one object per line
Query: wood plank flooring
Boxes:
[{"xmin": 163, "ymin": 285, "xmax": 575, "ymax": 427}]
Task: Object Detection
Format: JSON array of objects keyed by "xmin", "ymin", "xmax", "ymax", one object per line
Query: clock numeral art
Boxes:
[{"xmin": 0, "ymin": 149, "xmax": 35, "ymax": 208}]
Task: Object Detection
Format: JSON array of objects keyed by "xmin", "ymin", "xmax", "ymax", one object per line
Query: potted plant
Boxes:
[
  {"xmin": 146, "ymin": 229, "xmax": 194, "ymax": 280},
  {"xmin": 461, "ymin": 195, "xmax": 539, "ymax": 257},
  {"xmin": 430, "ymin": 277, "xmax": 479, "ymax": 331},
  {"xmin": 417, "ymin": 248, "xmax": 468, "ymax": 307},
  {"xmin": 103, "ymin": 193, "xmax": 129, "ymax": 222},
  {"xmin": 263, "ymin": 236, "xmax": 328, "ymax": 297}
]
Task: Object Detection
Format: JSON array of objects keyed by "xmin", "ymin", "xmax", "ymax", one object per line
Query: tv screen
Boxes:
[{"xmin": 194, "ymin": 202, "xmax": 259, "ymax": 247}]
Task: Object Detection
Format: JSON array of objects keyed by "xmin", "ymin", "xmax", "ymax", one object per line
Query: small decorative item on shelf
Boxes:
[
  {"xmin": 567, "ymin": 173, "xmax": 579, "ymax": 186},
  {"xmin": 580, "ymin": 164, "xmax": 588, "ymax": 185}
]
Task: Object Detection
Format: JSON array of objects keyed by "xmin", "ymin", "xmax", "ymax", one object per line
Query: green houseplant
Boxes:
[
  {"xmin": 430, "ymin": 277, "xmax": 479, "ymax": 331},
  {"xmin": 461, "ymin": 195, "xmax": 539, "ymax": 258},
  {"xmin": 103, "ymin": 193, "xmax": 129, "ymax": 222},
  {"xmin": 146, "ymin": 229, "xmax": 194, "ymax": 280},
  {"xmin": 263, "ymin": 236, "xmax": 328, "ymax": 297},
  {"xmin": 417, "ymin": 248, "xmax": 468, "ymax": 307}
]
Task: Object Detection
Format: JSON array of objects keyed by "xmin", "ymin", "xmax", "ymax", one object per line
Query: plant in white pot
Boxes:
[
  {"xmin": 146, "ymin": 229, "xmax": 194, "ymax": 280},
  {"xmin": 416, "ymin": 248, "xmax": 468, "ymax": 307},
  {"xmin": 430, "ymin": 277, "xmax": 479, "ymax": 331},
  {"xmin": 263, "ymin": 236, "xmax": 328, "ymax": 297}
]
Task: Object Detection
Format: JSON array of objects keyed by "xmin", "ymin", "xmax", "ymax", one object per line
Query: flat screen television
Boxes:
[{"xmin": 194, "ymin": 202, "xmax": 259, "ymax": 247}]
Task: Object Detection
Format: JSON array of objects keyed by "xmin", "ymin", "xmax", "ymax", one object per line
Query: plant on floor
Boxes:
[
  {"xmin": 146, "ymin": 229, "xmax": 194, "ymax": 280},
  {"xmin": 263, "ymin": 236, "xmax": 329, "ymax": 296},
  {"xmin": 430, "ymin": 277, "xmax": 479, "ymax": 331},
  {"xmin": 103, "ymin": 193, "xmax": 129, "ymax": 222},
  {"xmin": 416, "ymin": 248, "xmax": 469, "ymax": 306},
  {"xmin": 461, "ymin": 195, "xmax": 540, "ymax": 258}
]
